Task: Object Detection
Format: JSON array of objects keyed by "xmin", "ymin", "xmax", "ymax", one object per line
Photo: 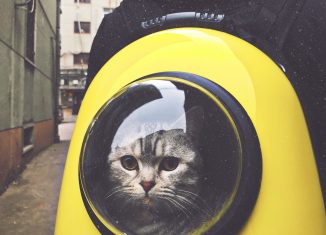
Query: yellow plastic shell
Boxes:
[{"xmin": 55, "ymin": 28, "xmax": 326, "ymax": 235}]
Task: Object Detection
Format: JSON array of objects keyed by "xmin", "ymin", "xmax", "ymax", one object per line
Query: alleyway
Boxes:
[{"xmin": 0, "ymin": 123, "xmax": 74, "ymax": 235}]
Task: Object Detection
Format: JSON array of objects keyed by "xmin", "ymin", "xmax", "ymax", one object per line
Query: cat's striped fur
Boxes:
[{"xmin": 105, "ymin": 107, "xmax": 210, "ymax": 234}]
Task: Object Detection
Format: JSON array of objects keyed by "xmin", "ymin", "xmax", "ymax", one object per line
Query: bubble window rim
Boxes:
[{"xmin": 79, "ymin": 72, "xmax": 262, "ymax": 235}]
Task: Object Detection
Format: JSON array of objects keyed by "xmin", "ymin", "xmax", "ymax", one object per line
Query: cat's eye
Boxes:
[
  {"xmin": 160, "ymin": 157, "xmax": 180, "ymax": 171},
  {"xmin": 120, "ymin": 155, "xmax": 138, "ymax": 171}
]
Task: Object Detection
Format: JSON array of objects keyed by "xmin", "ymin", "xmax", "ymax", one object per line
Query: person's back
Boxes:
[
  {"xmin": 85, "ymin": 0, "xmax": 326, "ymax": 206},
  {"xmin": 86, "ymin": 0, "xmax": 253, "ymax": 89}
]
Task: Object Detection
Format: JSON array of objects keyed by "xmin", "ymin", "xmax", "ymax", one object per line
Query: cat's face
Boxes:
[
  {"xmin": 107, "ymin": 129, "xmax": 202, "ymax": 206},
  {"xmin": 105, "ymin": 106, "xmax": 205, "ymax": 229}
]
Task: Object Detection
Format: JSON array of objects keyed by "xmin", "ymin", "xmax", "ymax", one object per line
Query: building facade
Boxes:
[
  {"xmin": 60, "ymin": 0, "xmax": 121, "ymax": 115},
  {"xmin": 0, "ymin": 0, "xmax": 60, "ymax": 192}
]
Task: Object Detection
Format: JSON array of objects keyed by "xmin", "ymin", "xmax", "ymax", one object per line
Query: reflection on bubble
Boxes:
[{"xmin": 81, "ymin": 79, "xmax": 242, "ymax": 235}]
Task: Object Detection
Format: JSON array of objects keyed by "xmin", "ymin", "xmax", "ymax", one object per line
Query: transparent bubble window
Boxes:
[{"xmin": 80, "ymin": 79, "xmax": 247, "ymax": 235}]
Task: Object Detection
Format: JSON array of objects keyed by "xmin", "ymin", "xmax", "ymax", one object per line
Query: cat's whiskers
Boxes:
[
  {"xmin": 163, "ymin": 187, "xmax": 201, "ymax": 200},
  {"xmin": 105, "ymin": 186, "xmax": 132, "ymax": 199},
  {"xmin": 174, "ymin": 194, "xmax": 212, "ymax": 218},
  {"xmin": 176, "ymin": 188, "xmax": 197, "ymax": 195},
  {"xmin": 167, "ymin": 197, "xmax": 193, "ymax": 218},
  {"xmin": 158, "ymin": 192, "xmax": 194, "ymax": 215},
  {"xmin": 176, "ymin": 189, "xmax": 213, "ymax": 213},
  {"xmin": 156, "ymin": 191, "xmax": 176, "ymax": 198},
  {"xmin": 157, "ymin": 192, "xmax": 197, "ymax": 218},
  {"xmin": 104, "ymin": 185, "xmax": 128, "ymax": 196},
  {"xmin": 160, "ymin": 189, "xmax": 213, "ymax": 217},
  {"xmin": 157, "ymin": 196, "xmax": 191, "ymax": 218}
]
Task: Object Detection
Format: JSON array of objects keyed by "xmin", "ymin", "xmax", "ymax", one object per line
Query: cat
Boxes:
[{"xmin": 105, "ymin": 106, "xmax": 211, "ymax": 235}]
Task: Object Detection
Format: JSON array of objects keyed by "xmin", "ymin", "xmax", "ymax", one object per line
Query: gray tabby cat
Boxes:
[{"xmin": 105, "ymin": 107, "xmax": 211, "ymax": 235}]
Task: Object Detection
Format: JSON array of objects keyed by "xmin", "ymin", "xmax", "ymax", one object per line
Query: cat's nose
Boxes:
[{"xmin": 140, "ymin": 181, "xmax": 155, "ymax": 193}]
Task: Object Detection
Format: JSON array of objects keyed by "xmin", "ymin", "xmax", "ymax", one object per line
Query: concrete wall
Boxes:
[{"xmin": 0, "ymin": 0, "xmax": 59, "ymax": 191}]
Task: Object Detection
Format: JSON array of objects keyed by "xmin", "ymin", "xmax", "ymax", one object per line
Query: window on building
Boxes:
[
  {"xmin": 26, "ymin": 0, "xmax": 36, "ymax": 62},
  {"xmin": 60, "ymin": 79, "xmax": 69, "ymax": 86},
  {"xmin": 74, "ymin": 22, "xmax": 91, "ymax": 33},
  {"xmin": 74, "ymin": 0, "xmax": 91, "ymax": 3},
  {"xmin": 74, "ymin": 53, "xmax": 89, "ymax": 65}
]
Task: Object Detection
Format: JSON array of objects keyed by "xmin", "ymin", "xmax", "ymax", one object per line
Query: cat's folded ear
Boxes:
[{"xmin": 186, "ymin": 106, "xmax": 204, "ymax": 143}]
